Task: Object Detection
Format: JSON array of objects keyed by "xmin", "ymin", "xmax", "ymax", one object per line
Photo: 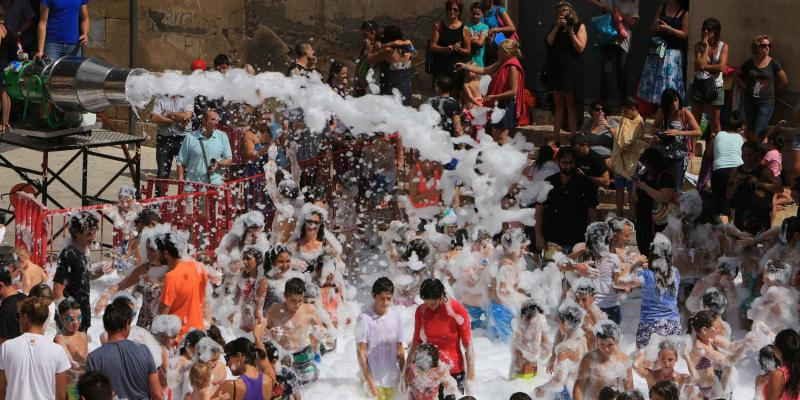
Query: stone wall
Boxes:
[{"xmin": 687, "ymin": 0, "xmax": 799, "ymax": 121}]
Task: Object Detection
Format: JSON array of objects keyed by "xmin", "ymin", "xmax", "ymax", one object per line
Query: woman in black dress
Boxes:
[
  {"xmin": 545, "ymin": 1, "xmax": 587, "ymax": 144},
  {"xmin": 429, "ymin": 0, "xmax": 472, "ymax": 90}
]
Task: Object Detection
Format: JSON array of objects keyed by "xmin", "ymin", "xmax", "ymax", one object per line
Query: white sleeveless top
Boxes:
[{"xmin": 695, "ymin": 41, "xmax": 725, "ymax": 87}]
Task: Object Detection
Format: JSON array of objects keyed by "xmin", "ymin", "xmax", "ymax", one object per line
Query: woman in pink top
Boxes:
[
  {"xmin": 764, "ymin": 128, "xmax": 793, "ymax": 224},
  {"xmin": 765, "ymin": 329, "xmax": 800, "ymax": 400},
  {"xmin": 406, "ymin": 278, "xmax": 473, "ymax": 399}
]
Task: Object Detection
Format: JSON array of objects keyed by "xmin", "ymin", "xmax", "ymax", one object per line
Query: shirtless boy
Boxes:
[
  {"xmin": 265, "ymin": 277, "xmax": 333, "ymax": 385},
  {"xmin": 573, "ymin": 320, "xmax": 633, "ymax": 400}
]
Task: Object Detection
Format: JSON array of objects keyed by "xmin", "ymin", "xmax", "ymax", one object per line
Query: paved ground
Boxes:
[{"xmin": 0, "ymin": 141, "xmax": 158, "ymax": 242}]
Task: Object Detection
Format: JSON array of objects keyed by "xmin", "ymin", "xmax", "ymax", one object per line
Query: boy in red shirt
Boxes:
[{"xmin": 406, "ymin": 278, "xmax": 474, "ymax": 399}]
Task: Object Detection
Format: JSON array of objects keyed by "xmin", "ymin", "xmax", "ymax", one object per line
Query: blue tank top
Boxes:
[
  {"xmin": 638, "ymin": 269, "xmax": 681, "ymax": 323},
  {"xmin": 243, "ymin": 142, "xmax": 266, "ymax": 177},
  {"xmin": 240, "ymin": 372, "xmax": 265, "ymax": 400}
]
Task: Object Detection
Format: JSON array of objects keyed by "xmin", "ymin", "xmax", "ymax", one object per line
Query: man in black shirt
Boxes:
[
  {"xmin": 0, "ymin": 268, "xmax": 25, "ymax": 344},
  {"xmin": 534, "ymin": 146, "xmax": 599, "ymax": 253},
  {"xmin": 570, "ymin": 133, "xmax": 611, "ymax": 188},
  {"xmin": 53, "ymin": 211, "xmax": 107, "ymax": 332}
]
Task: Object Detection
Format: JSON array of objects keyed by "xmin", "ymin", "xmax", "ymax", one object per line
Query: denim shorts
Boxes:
[{"xmin": 614, "ymin": 175, "xmax": 634, "ymax": 190}]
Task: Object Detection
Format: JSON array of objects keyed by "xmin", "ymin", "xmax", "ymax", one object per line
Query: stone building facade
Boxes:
[{"xmin": 85, "ymin": 0, "xmax": 797, "ymax": 137}]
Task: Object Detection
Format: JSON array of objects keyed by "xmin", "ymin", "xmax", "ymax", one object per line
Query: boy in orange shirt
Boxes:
[{"xmin": 154, "ymin": 228, "xmax": 209, "ymax": 336}]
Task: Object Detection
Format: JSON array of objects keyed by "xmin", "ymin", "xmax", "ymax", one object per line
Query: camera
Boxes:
[{"xmin": 564, "ymin": 15, "xmax": 576, "ymax": 27}]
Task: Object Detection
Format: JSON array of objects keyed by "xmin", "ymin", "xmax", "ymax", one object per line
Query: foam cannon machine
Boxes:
[
  {"xmin": 3, "ymin": 56, "xmax": 146, "ymax": 137},
  {"xmin": 0, "ymin": 56, "xmax": 148, "ymax": 216}
]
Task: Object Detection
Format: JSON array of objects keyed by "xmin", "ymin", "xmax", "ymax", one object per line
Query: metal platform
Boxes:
[
  {"xmin": 10, "ymin": 123, "xmax": 102, "ymax": 139},
  {"xmin": 0, "ymin": 129, "xmax": 144, "ymax": 219}
]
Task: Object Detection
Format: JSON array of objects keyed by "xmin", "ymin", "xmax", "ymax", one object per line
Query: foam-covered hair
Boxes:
[
  {"xmin": 278, "ymin": 178, "xmax": 299, "ymax": 199},
  {"xmin": 758, "ymin": 344, "xmax": 781, "ymax": 373},
  {"xmin": 194, "ymin": 337, "xmax": 223, "ymax": 363},
  {"xmin": 680, "ymin": 189, "xmax": 703, "ymax": 220},
  {"xmin": 68, "ymin": 210, "xmax": 100, "ymax": 235},
  {"xmin": 138, "ymin": 226, "xmax": 156, "ymax": 262},
  {"xmin": 470, "ymin": 226, "xmax": 491, "ymax": 243},
  {"xmin": 716, "ymin": 256, "xmax": 740, "ymax": 277},
  {"xmin": 501, "ymin": 227, "xmax": 528, "ymax": 250},
  {"xmin": 299, "ymin": 202, "xmax": 329, "ymax": 223},
  {"xmin": 585, "ymin": 221, "xmax": 611, "ymax": 255},
  {"xmin": 557, "ymin": 300, "xmax": 586, "ymax": 330},
  {"xmin": 149, "ymin": 223, "xmax": 189, "ymax": 258},
  {"xmin": 608, "ymin": 217, "xmax": 634, "ymax": 234},
  {"xmin": 765, "ymin": 259, "xmax": 792, "ymax": 284},
  {"xmin": 701, "ymin": 287, "xmax": 728, "ymax": 315},
  {"xmin": 150, "ymin": 315, "xmax": 182, "ymax": 337},
  {"xmin": 571, "ymin": 277, "xmax": 596, "ymax": 296},
  {"xmin": 649, "ymin": 233, "xmax": 672, "ymax": 261},
  {"xmin": 594, "ymin": 319, "xmax": 621, "ymax": 342},
  {"xmin": 235, "ymin": 211, "xmax": 266, "ymax": 230},
  {"xmin": 520, "ymin": 298, "xmax": 546, "ymax": 319},
  {"xmin": 118, "ymin": 185, "xmax": 137, "ymax": 199}
]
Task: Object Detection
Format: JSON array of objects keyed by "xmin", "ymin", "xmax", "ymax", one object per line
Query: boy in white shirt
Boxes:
[
  {"xmin": 356, "ymin": 277, "xmax": 406, "ymax": 399},
  {"xmin": 0, "ymin": 297, "xmax": 71, "ymax": 400}
]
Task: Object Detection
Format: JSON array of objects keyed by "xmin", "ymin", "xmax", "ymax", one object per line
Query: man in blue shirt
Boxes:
[
  {"xmin": 176, "ymin": 109, "xmax": 233, "ymax": 187},
  {"xmin": 87, "ymin": 301, "xmax": 162, "ymax": 400},
  {"xmin": 35, "ymin": 0, "xmax": 89, "ymax": 61}
]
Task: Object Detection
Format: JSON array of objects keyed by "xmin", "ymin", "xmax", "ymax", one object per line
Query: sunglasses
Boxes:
[
  {"xmin": 760, "ymin": 43, "xmax": 771, "ymax": 49},
  {"xmin": 305, "ymin": 220, "xmax": 321, "ymax": 227},
  {"xmin": 65, "ymin": 315, "xmax": 83, "ymax": 323}
]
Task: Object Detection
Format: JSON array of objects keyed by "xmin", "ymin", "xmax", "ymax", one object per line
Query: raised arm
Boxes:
[
  {"xmin": 288, "ymin": 142, "xmax": 301, "ymax": 184},
  {"xmin": 457, "ymin": 60, "xmax": 501, "ymax": 76}
]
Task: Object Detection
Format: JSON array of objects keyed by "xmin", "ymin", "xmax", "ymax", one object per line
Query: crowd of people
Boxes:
[{"xmin": 0, "ymin": 0, "xmax": 799, "ymax": 400}]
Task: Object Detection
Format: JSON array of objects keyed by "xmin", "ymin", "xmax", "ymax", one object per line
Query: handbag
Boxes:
[
  {"xmin": 651, "ymin": 172, "xmax": 678, "ymax": 226},
  {"xmin": 652, "ymin": 200, "xmax": 678, "ymax": 226},
  {"xmin": 591, "ymin": 13, "xmax": 618, "ymax": 45},
  {"xmin": 649, "ymin": 36, "xmax": 666, "ymax": 58},
  {"xmin": 691, "ymin": 76, "xmax": 718, "ymax": 103}
]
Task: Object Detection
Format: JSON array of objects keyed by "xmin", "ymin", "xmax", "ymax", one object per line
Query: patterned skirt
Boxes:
[
  {"xmin": 638, "ymin": 49, "xmax": 686, "ymax": 104},
  {"xmin": 635, "ymin": 319, "xmax": 682, "ymax": 348}
]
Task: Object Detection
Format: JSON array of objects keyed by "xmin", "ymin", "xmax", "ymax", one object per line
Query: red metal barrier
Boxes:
[
  {"xmin": 15, "ymin": 189, "xmax": 231, "ymax": 268},
  {"xmin": 14, "ymin": 132, "xmax": 409, "ymax": 268}
]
